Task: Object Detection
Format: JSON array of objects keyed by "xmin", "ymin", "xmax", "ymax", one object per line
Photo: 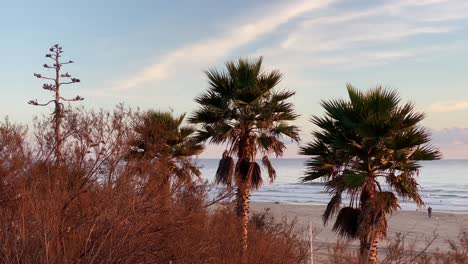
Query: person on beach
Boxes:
[{"xmin": 428, "ymin": 206, "xmax": 432, "ymax": 218}]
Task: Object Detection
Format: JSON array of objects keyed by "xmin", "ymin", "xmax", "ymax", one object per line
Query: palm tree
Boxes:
[
  {"xmin": 189, "ymin": 57, "xmax": 300, "ymax": 255},
  {"xmin": 300, "ymin": 85, "xmax": 441, "ymax": 264},
  {"xmin": 131, "ymin": 111, "xmax": 204, "ymax": 185}
]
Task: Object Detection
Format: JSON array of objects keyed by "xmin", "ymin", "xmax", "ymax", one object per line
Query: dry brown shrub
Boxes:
[{"xmin": 0, "ymin": 108, "xmax": 308, "ymax": 264}]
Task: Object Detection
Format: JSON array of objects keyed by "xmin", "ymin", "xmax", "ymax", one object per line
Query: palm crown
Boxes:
[
  {"xmin": 190, "ymin": 57, "xmax": 300, "ymax": 188},
  {"xmin": 300, "ymin": 85, "xmax": 441, "ymax": 263},
  {"xmin": 131, "ymin": 110, "xmax": 204, "ymax": 182}
]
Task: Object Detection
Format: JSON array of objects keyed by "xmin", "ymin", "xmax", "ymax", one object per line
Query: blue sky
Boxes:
[{"xmin": 1, "ymin": 0, "xmax": 468, "ymax": 158}]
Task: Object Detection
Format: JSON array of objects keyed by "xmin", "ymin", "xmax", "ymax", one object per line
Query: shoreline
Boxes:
[
  {"xmin": 250, "ymin": 202, "xmax": 468, "ymax": 253},
  {"xmin": 251, "ymin": 200, "xmax": 468, "ymax": 214}
]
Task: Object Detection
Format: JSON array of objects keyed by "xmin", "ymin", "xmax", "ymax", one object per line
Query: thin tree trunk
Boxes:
[
  {"xmin": 54, "ymin": 55, "xmax": 62, "ymax": 167},
  {"xmin": 55, "ymin": 102, "xmax": 62, "ymax": 166}
]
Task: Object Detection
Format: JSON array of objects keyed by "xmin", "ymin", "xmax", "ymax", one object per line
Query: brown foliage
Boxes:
[{"xmin": 0, "ymin": 108, "xmax": 307, "ymax": 263}]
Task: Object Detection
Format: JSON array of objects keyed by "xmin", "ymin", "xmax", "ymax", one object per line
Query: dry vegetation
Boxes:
[
  {"xmin": 322, "ymin": 230, "xmax": 468, "ymax": 264},
  {"xmin": 0, "ymin": 107, "xmax": 308, "ymax": 263}
]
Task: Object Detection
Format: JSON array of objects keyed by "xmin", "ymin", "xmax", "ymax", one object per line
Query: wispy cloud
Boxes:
[
  {"xmin": 297, "ymin": 0, "xmax": 452, "ymax": 28},
  {"xmin": 429, "ymin": 100, "xmax": 468, "ymax": 112},
  {"xmin": 281, "ymin": 0, "xmax": 463, "ymax": 52},
  {"xmin": 114, "ymin": 0, "xmax": 333, "ymax": 91},
  {"xmin": 281, "ymin": 24, "xmax": 455, "ymax": 52},
  {"xmin": 266, "ymin": 0, "xmax": 468, "ymax": 71}
]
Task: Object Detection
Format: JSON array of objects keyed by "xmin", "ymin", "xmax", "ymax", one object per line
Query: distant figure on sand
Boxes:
[{"xmin": 428, "ymin": 206, "xmax": 432, "ymax": 218}]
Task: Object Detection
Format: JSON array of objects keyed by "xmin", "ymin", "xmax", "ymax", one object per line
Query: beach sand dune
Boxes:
[{"xmin": 251, "ymin": 202, "xmax": 468, "ymax": 262}]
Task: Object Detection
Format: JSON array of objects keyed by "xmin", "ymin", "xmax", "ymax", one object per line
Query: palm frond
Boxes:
[
  {"xmin": 343, "ymin": 171, "xmax": 367, "ymax": 189},
  {"xmin": 236, "ymin": 158, "xmax": 263, "ymax": 189},
  {"xmin": 375, "ymin": 191, "xmax": 400, "ymax": 214},
  {"xmin": 215, "ymin": 151, "xmax": 235, "ymax": 186},
  {"xmin": 236, "ymin": 158, "xmax": 250, "ymax": 181},
  {"xmin": 410, "ymin": 145, "xmax": 442, "ymax": 160},
  {"xmin": 250, "ymin": 162, "xmax": 263, "ymax": 190},
  {"xmin": 256, "ymin": 134, "xmax": 286, "ymax": 157},
  {"xmin": 323, "ymin": 194, "xmax": 342, "ymax": 225},
  {"xmin": 261, "ymin": 156, "xmax": 276, "ymax": 183},
  {"xmin": 386, "ymin": 172, "xmax": 424, "ymax": 207},
  {"xmin": 332, "ymin": 207, "xmax": 361, "ymax": 239}
]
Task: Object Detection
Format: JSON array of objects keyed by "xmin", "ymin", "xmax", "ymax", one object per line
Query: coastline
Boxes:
[{"xmin": 251, "ymin": 202, "xmax": 468, "ymax": 253}]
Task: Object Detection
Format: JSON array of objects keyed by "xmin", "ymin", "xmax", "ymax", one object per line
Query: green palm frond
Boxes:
[
  {"xmin": 343, "ymin": 171, "xmax": 367, "ymax": 188},
  {"xmin": 269, "ymin": 123, "xmax": 300, "ymax": 141},
  {"xmin": 271, "ymin": 90, "xmax": 296, "ymax": 102},
  {"xmin": 410, "ymin": 145, "xmax": 442, "ymax": 160},
  {"xmin": 257, "ymin": 134, "xmax": 286, "ymax": 157}
]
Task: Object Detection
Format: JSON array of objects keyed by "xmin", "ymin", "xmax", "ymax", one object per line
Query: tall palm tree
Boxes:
[
  {"xmin": 131, "ymin": 111, "xmax": 204, "ymax": 184},
  {"xmin": 189, "ymin": 57, "xmax": 300, "ymax": 255},
  {"xmin": 300, "ymin": 85, "xmax": 441, "ymax": 264}
]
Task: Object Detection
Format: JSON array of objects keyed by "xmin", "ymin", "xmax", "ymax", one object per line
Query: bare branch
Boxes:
[
  {"xmin": 45, "ymin": 54, "xmax": 57, "ymax": 60},
  {"xmin": 60, "ymin": 72, "xmax": 71, "ymax": 78},
  {"xmin": 34, "ymin": 73, "xmax": 55, "ymax": 81},
  {"xmin": 408, "ymin": 233, "xmax": 439, "ymax": 263},
  {"xmin": 60, "ymin": 96, "xmax": 84, "ymax": 102},
  {"xmin": 42, "ymin": 83, "xmax": 56, "ymax": 91},
  {"xmin": 61, "ymin": 78, "xmax": 80, "ymax": 85},
  {"xmin": 28, "ymin": 99, "xmax": 55, "ymax": 106}
]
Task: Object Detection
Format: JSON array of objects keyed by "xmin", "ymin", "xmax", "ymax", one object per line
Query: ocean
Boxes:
[{"xmin": 199, "ymin": 159, "xmax": 468, "ymax": 213}]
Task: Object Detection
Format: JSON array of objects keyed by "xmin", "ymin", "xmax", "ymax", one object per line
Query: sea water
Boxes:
[{"xmin": 199, "ymin": 159, "xmax": 468, "ymax": 213}]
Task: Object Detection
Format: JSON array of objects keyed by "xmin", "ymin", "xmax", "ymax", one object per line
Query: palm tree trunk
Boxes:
[
  {"xmin": 240, "ymin": 185, "xmax": 250, "ymax": 262},
  {"xmin": 237, "ymin": 137, "xmax": 252, "ymax": 261},
  {"xmin": 236, "ymin": 188, "xmax": 244, "ymax": 217},
  {"xmin": 368, "ymin": 239, "xmax": 378, "ymax": 264}
]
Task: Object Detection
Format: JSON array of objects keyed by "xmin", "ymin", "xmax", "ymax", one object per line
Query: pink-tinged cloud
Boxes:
[
  {"xmin": 115, "ymin": 0, "xmax": 333, "ymax": 91},
  {"xmin": 429, "ymin": 100, "xmax": 468, "ymax": 112},
  {"xmin": 430, "ymin": 127, "xmax": 468, "ymax": 159}
]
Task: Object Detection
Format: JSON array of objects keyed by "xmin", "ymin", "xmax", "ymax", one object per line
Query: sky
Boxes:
[{"xmin": 1, "ymin": 0, "xmax": 468, "ymax": 158}]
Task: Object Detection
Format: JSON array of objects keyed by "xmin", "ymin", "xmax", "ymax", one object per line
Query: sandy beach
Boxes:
[{"xmin": 251, "ymin": 202, "xmax": 468, "ymax": 261}]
